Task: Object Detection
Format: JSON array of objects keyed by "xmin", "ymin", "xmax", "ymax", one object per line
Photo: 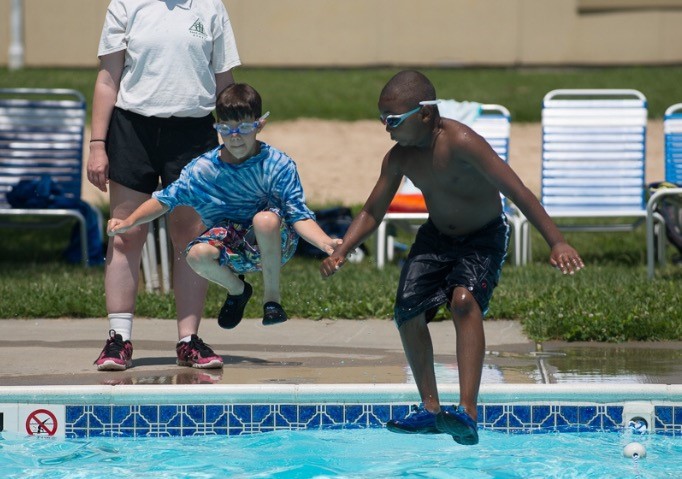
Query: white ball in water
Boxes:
[{"xmin": 623, "ymin": 442, "xmax": 647, "ymax": 458}]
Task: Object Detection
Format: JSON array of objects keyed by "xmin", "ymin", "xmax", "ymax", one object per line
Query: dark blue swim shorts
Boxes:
[{"xmin": 393, "ymin": 214, "xmax": 509, "ymax": 328}]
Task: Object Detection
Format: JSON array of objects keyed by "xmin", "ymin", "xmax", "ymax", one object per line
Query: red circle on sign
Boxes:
[{"xmin": 25, "ymin": 409, "xmax": 58, "ymax": 436}]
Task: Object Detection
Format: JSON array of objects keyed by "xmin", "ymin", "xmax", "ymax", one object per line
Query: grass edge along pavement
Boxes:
[{"xmin": 1, "ymin": 219, "xmax": 681, "ymax": 343}]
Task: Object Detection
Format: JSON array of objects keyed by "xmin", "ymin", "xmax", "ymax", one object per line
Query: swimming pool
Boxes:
[
  {"xmin": 2, "ymin": 428, "xmax": 680, "ymax": 478},
  {"xmin": 1, "ymin": 384, "xmax": 680, "ymax": 477}
]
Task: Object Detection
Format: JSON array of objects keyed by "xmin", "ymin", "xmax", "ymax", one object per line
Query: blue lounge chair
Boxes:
[
  {"xmin": 521, "ymin": 88, "xmax": 664, "ymax": 263},
  {"xmin": 0, "ymin": 88, "xmax": 102, "ymax": 266}
]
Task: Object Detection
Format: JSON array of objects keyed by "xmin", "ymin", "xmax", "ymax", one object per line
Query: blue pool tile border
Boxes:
[
  {"xmin": 63, "ymin": 403, "xmax": 682, "ymax": 438},
  {"xmin": 2, "ymin": 384, "xmax": 681, "ymax": 438}
]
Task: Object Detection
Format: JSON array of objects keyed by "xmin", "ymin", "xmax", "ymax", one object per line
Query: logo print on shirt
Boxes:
[{"xmin": 189, "ymin": 19, "xmax": 207, "ymax": 38}]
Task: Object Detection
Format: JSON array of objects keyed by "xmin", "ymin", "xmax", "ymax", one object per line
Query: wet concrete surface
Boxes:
[
  {"xmin": 535, "ymin": 341, "xmax": 682, "ymax": 384},
  {"xmin": 0, "ymin": 318, "xmax": 680, "ymax": 387}
]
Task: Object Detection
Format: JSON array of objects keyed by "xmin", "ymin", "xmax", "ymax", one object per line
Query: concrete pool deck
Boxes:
[{"xmin": 1, "ymin": 317, "xmax": 681, "ymax": 387}]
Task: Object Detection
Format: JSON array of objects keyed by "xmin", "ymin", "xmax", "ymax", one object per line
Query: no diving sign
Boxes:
[
  {"xmin": 16, "ymin": 405, "xmax": 66, "ymax": 438},
  {"xmin": 25, "ymin": 409, "xmax": 58, "ymax": 436}
]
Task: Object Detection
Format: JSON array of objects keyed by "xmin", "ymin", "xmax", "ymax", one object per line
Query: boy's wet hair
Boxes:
[
  {"xmin": 380, "ymin": 70, "xmax": 436, "ymax": 106},
  {"xmin": 216, "ymin": 83, "xmax": 263, "ymax": 122}
]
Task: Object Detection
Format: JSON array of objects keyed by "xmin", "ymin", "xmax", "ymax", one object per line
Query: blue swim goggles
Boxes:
[
  {"xmin": 214, "ymin": 111, "xmax": 270, "ymax": 136},
  {"xmin": 380, "ymin": 100, "xmax": 440, "ymax": 128}
]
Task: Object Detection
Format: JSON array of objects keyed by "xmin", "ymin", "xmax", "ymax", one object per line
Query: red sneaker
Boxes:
[
  {"xmin": 176, "ymin": 335, "xmax": 224, "ymax": 369},
  {"xmin": 94, "ymin": 329, "xmax": 133, "ymax": 371}
]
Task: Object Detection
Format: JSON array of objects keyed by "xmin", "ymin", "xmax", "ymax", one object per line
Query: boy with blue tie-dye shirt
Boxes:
[{"xmin": 108, "ymin": 83, "xmax": 340, "ymax": 329}]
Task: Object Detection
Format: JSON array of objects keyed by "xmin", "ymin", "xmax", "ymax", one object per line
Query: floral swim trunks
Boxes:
[{"xmin": 185, "ymin": 209, "xmax": 299, "ymax": 274}]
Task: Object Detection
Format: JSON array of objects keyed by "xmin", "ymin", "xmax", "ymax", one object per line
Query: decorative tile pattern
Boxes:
[{"xmin": 64, "ymin": 402, "xmax": 682, "ymax": 438}]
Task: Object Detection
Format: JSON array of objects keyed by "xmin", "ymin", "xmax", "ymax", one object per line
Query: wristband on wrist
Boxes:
[{"xmin": 89, "ymin": 139, "xmax": 106, "ymax": 143}]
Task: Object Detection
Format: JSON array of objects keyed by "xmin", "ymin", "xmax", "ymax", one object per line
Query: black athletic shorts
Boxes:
[
  {"xmin": 394, "ymin": 214, "xmax": 509, "ymax": 327},
  {"xmin": 106, "ymin": 107, "xmax": 219, "ymax": 194}
]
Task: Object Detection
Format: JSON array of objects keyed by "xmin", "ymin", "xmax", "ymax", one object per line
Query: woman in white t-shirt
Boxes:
[{"xmin": 88, "ymin": 0, "xmax": 241, "ymax": 372}]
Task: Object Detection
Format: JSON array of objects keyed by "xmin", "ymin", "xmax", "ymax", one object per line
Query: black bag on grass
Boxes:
[
  {"xmin": 7, "ymin": 176, "xmax": 104, "ymax": 265},
  {"xmin": 296, "ymin": 206, "xmax": 368, "ymax": 261},
  {"xmin": 648, "ymin": 181, "xmax": 682, "ymax": 256}
]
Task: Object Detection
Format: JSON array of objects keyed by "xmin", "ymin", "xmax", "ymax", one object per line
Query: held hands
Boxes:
[
  {"xmin": 320, "ymin": 254, "xmax": 346, "ymax": 278},
  {"xmin": 320, "ymin": 237, "xmax": 343, "ymax": 256},
  {"xmin": 549, "ymin": 243, "xmax": 584, "ymax": 275},
  {"xmin": 107, "ymin": 218, "xmax": 134, "ymax": 236},
  {"xmin": 320, "ymin": 240, "xmax": 347, "ymax": 278}
]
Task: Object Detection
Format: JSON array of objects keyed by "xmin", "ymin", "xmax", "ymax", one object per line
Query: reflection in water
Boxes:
[
  {"xmin": 412, "ymin": 346, "xmax": 682, "ymax": 385},
  {"xmin": 405, "ymin": 363, "xmax": 505, "ymax": 385},
  {"xmin": 95, "ymin": 346, "xmax": 682, "ymax": 386},
  {"xmin": 541, "ymin": 346, "xmax": 682, "ymax": 384},
  {"xmin": 100, "ymin": 370, "xmax": 223, "ymax": 386}
]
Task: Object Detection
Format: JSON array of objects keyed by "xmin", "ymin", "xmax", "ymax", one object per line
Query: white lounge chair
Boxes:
[{"xmin": 521, "ymin": 88, "xmax": 664, "ymax": 264}]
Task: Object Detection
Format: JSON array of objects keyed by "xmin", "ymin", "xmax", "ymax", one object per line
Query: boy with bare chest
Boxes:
[
  {"xmin": 391, "ymin": 119, "xmax": 507, "ymax": 236},
  {"xmin": 321, "ymin": 70, "xmax": 583, "ymax": 445}
]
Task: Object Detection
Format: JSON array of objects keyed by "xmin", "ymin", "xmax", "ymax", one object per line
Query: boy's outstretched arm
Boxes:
[
  {"xmin": 293, "ymin": 219, "xmax": 343, "ymax": 255},
  {"xmin": 500, "ymin": 183, "xmax": 584, "ymax": 274},
  {"xmin": 107, "ymin": 198, "xmax": 170, "ymax": 236},
  {"xmin": 320, "ymin": 154, "xmax": 403, "ymax": 278},
  {"xmin": 460, "ymin": 134, "xmax": 584, "ymax": 275}
]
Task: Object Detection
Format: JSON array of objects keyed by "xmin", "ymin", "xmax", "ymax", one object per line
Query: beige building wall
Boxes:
[
  {"xmin": 21, "ymin": 0, "xmax": 106, "ymax": 66},
  {"xmin": 1, "ymin": 0, "xmax": 681, "ymax": 68},
  {"xmin": 0, "ymin": 1, "xmax": 10, "ymax": 65}
]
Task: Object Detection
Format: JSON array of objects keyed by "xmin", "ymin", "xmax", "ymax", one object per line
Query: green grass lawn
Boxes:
[
  {"xmin": 2, "ymin": 66, "xmax": 682, "ymax": 121},
  {"xmin": 1, "ymin": 213, "xmax": 681, "ymax": 342}
]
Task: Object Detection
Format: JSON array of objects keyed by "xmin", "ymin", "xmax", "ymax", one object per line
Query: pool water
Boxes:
[{"xmin": 1, "ymin": 429, "xmax": 679, "ymax": 479}]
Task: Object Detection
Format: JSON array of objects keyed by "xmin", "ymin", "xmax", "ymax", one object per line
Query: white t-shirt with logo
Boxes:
[{"xmin": 98, "ymin": 0, "xmax": 241, "ymax": 118}]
